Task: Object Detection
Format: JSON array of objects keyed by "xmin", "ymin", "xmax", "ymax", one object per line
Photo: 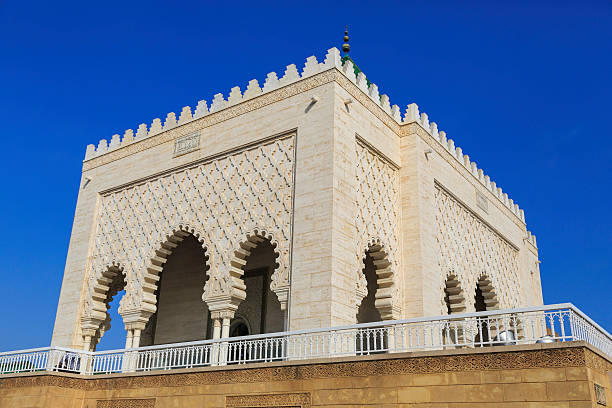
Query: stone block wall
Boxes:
[{"xmin": 1, "ymin": 343, "xmax": 609, "ymax": 407}]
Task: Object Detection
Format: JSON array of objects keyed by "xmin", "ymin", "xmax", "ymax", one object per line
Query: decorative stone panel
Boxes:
[
  {"xmin": 81, "ymin": 134, "xmax": 295, "ymax": 333},
  {"xmin": 226, "ymin": 392, "xmax": 311, "ymax": 407},
  {"xmin": 97, "ymin": 399, "xmax": 155, "ymax": 408},
  {"xmin": 354, "ymin": 138, "xmax": 402, "ymax": 319},
  {"xmin": 435, "ymin": 184, "xmax": 521, "ymax": 312}
]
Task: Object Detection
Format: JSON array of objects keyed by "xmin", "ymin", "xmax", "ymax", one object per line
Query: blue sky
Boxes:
[{"xmin": 0, "ymin": 1, "xmax": 610, "ymax": 351}]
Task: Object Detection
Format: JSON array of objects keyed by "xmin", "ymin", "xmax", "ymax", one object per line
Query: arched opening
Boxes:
[
  {"xmin": 474, "ymin": 274, "xmax": 500, "ymax": 345},
  {"xmin": 474, "ymin": 274, "xmax": 499, "ymax": 312},
  {"xmin": 356, "ymin": 247, "xmax": 389, "ymax": 355},
  {"xmin": 443, "ymin": 274, "xmax": 466, "ymax": 315},
  {"xmin": 441, "ymin": 274, "xmax": 466, "ymax": 348},
  {"xmin": 229, "ymin": 317, "xmax": 250, "ymax": 337},
  {"xmin": 139, "ymin": 234, "xmax": 210, "ymax": 346},
  {"xmin": 356, "ymin": 243, "xmax": 397, "ymax": 322},
  {"xmin": 357, "ymin": 252, "xmax": 382, "ymax": 324},
  {"xmin": 89, "ymin": 266, "xmax": 126, "ymax": 351},
  {"xmin": 231, "ymin": 237, "xmax": 283, "ymax": 336}
]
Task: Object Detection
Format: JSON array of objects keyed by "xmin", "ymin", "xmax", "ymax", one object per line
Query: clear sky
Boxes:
[{"xmin": 0, "ymin": 1, "xmax": 610, "ymax": 351}]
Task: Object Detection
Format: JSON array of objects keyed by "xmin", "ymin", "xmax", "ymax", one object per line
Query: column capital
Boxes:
[
  {"xmin": 120, "ymin": 309, "xmax": 152, "ymax": 331},
  {"xmin": 273, "ymin": 287, "xmax": 290, "ymax": 311},
  {"xmin": 210, "ymin": 309, "xmax": 236, "ymax": 321},
  {"xmin": 80, "ymin": 317, "xmax": 100, "ymax": 337}
]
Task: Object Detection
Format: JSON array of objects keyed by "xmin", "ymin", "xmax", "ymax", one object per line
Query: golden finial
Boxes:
[{"xmin": 342, "ymin": 26, "xmax": 350, "ymax": 55}]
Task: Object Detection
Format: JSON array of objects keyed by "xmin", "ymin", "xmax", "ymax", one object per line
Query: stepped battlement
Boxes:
[{"xmin": 83, "ymin": 46, "xmax": 531, "ymax": 229}]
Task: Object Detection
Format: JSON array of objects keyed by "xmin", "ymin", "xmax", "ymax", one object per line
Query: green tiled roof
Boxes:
[{"xmin": 341, "ymin": 55, "xmax": 373, "ymax": 88}]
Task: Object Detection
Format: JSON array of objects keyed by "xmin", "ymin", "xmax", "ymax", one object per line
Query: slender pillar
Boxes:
[
  {"xmin": 124, "ymin": 329, "xmax": 134, "ymax": 349},
  {"xmin": 132, "ymin": 329, "xmax": 142, "ymax": 349},
  {"xmin": 82, "ymin": 335, "xmax": 92, "ymax": 352},
  {"xmin": 283, "ymin": 309, "xmax": 289, "ymax": 332},
  {"xmin": 120, "ymin": 329, "xmax": 134, "ymax": 373},
  {"xmin": 79, "ymin": 335, "xmax": 93, "ymax": 375},
  {"xmin": 212, "ymin": 318, "xmax": 221, "ymax": 339},
  {"xmin": 221, "ymin": 317, "xmax": 231, "ymax": 339}
]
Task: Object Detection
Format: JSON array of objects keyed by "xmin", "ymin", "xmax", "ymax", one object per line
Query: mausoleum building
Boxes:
[{"xmin": 51, "ymin": 46, "xmax": 543, "ymax": 352}]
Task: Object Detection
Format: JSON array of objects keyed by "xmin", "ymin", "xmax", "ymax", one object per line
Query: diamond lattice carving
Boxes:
[
  {"xmin": 354, "ymin": 139, "xmax": 402, "ymax": 319},
  {"xmin": 435, "ymin": 185, "xmax": 520, "ymax": 312},
  {"xmin": 81, "ymin": 135, "xmax": 295, "ymax": 329}
]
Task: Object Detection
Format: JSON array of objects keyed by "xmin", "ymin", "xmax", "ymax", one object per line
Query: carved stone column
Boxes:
[
  {"xmin": 211, "ymin": 310, "xmax": 235, "ymax": 339},
  {"xmin": 121, "ymin": 309, "xmax": 152, "ymax": 348},
  {"xmin": 124, "ymin": 329, "xmax": 134, "ymax": 349},
  {"xmin": 80, "ymin": 317, "xmax": 99, "ymax": 351},
  {"xmin": 211, "ymin": 309, "xmax": 235, "ymax": 366},
  {"xmin": 212, "ymin": 317, "xmax": 221, "ymax": 340}
]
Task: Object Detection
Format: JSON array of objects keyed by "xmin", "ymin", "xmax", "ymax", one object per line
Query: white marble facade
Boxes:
[{"xmin": 51, "ymin": 48, "xmax": 543, "ymax": 350}]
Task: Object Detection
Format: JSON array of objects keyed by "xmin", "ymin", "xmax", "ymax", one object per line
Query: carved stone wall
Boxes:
[
  {"xmin": 354, "ymin": 138, "xmax": 402, "ymax": 319},
  {"xmin": 435, "ymin": 184, "xmax": 521, "ymax": 312},
  {"xmin": 226, "ymin": 392, "xmax": 311, "ymax": 408},
  {"xmin": 81, "ymin": 134, "xmax": 296, "ymax": 334},
  {"xmin": 96, "ymin": 399, "xmax": 155, "ymax": 408}
]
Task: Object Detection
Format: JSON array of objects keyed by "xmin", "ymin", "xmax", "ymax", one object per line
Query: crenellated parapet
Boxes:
[
  {"xmin": 83, "ymin": 48, "xmax": 345, "ymax": 162},
  {"xmin": 402, "ymin": 102, "xmax": 528, "ymax": 224},
  {"xmin": 83, "ymin": 46, "xmax": 529, "ymax": 227}
]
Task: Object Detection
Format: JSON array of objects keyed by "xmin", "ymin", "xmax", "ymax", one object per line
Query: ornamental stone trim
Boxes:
[
  {"xmin": 96, "ymin": 399, "xmax": 155, "ymax": 408},
  {"xmin": 226, "ymin": 392, "xmax": 311, "ymax": 408},
  {"xmin": 81, "ymin": 48, "xmax": 527, "ymax": 227},
  {"xmin": 82, "ymin": 71, "xmax": 335, "ymax": 172},
  {"xmin": 172, "ymin": 131, "xmax": 200, "ymax": 157}
]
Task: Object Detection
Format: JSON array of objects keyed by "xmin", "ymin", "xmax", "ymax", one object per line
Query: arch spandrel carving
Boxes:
[
  {"xmin": 354, "ymin": 139, "xmax": 402, "ymax": 319},
  {"xmin": 80, "ymin": 135, "xmax": 296, "ymax": 329},
  {"xmin": 435, "ymin": 185, "xmax": 520, "ymax": 311}
]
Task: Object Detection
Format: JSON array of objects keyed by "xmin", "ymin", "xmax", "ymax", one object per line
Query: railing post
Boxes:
[
  {"xmin": 568, "ymin": 308, "xmax": 578, "ymax": 342},
  {"xmin": 218, "ymin": 315, "xmax": 231, "ymax": 366},
  {"xmin": 45, "ymin": 348, "xmax": 56, "ymax": 372}
]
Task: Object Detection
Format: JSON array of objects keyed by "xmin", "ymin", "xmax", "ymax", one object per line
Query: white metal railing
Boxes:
[{"xmin": 1, "ymin": 303, "xmax": 610, "ymax": 376}]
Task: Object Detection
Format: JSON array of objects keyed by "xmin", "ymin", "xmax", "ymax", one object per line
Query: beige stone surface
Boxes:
[{"xmin": 1, "ymin": 344, "xmax": 609, "ymax": 407}]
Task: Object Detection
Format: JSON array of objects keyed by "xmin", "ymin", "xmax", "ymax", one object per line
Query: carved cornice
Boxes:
[
  {"xmin": 333, "ymin": 71, "xmax": 401, "ymax": 134},
  {"xmin": 83, "ymin": 70, "xmax": 336, "ymax": 172}
]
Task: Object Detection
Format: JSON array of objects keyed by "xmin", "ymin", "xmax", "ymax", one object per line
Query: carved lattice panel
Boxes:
[
  {"xmin": 82, "ymin": 135, "xmax": 295, "ymax": 323},
  {"xmin": 354, "ymin": 139, "xmax": 402, "ymax": 318},
  {"xmin": 435, "ymin": 185, "xmax": 521, "ymax": 312}
]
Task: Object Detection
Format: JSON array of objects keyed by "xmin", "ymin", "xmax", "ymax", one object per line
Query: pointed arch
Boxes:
[
  {"xmin": 475, "ymin": 273, "xmax": 500, "ymax": 311},
  {"xmin": 356, "ymin": 239, "xmax": 399, "ymax": 321},
  {"xmin": 138, "ymin": 224, "xmax": 212, "ymax": 316},
  {"xmin": 443, "ymin": 273, "xmax": 466, "ymax": 315},
  {"xmin": 79, "ymin": 263, "xmax": 126, "ymax": 350}
]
